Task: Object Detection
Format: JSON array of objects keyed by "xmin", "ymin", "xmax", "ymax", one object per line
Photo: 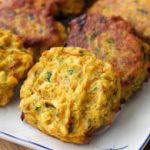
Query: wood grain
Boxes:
[{"xmin": 0, "ymin": 139, "xmax": 32, "ymax": 150}]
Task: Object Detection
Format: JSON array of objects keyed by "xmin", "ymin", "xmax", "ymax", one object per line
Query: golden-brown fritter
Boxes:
[
  {"xmin": 67, "ymin": 14, "xmax": 150, "ymax": 101},
  {"xmin": 0, "ymin": 0, "xmax": 57, "ymax": 16},
  {"xmin": 89, "ymin": 0, "xmax": 150, "ymax": 42},
  {"xmin": 0, "ymin": 28, "xmax": 33, "ymax": 106},
  {"xmin": 0, "ymin": 4, "xmax": 67, "ymax": 51},
  {"xmin": 20, "ymin": 47, "xmax": 121, "ymax": 144},
  {"xmin": 0, "ymin": 0, "xmax": 85, "ymax": 17}
]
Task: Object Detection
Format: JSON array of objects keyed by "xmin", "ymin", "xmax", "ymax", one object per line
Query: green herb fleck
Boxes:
[
  {"xmin": 34, "ymin": 71, "xmax": 37, "ymax": 77},
  {"xmin": 0, "ymin": 45, "xmax": 3, "ymax": 49},
  {"xmin": 137, "ymin": 8, "xmax": 148, "ymax": 15},
  {"xmin": 68, "ymin": 69, "xmax": 74, "ymax": 75},
  {"xmin": 107, "ymin": 38, "xmax": 114, "ymax": 44},
  {"xmin": 46, "ymin": 71, "xmax": 52, "ymax": 82},
  {"xmin": 88, "ymin": 119, "xmax": 92, "ymax": 129},
  {"xmin": 55, "ymin": 111, "xmax": 59, "ymax": 117},
  {"xmin": 68, "ymin": 123, "xmax": 74, "ymax": 133},
  {"xmin": 91, "ymin": 87, "xmax": 98, "ymax": 93},
  {"xmin": 87, "ymin": 119, "xmax": 93, "ymax": 133},
  {"xmin": 96, "ymin": 48, "xmax": 100, "ymax": 53},
  {"xmin": 64, "ymin": 75, "xmax": 68, "ymax": 80},
  {"xmin": 100, "ymin": 116, "xmax": 105, "ymax": 126},
  {"xmin": 89, "ymin": 86, "xmax": 98, "ymax": 94},
  {"xmin": 90, "ymin": 32, "xmax": 98, "ymax": 41},
  {"xmin": 38, "ymin": 28, "xmax": 43, "ymax": 33},
  {"xmin": 104, "ymin": 5, "xmax": 112, "ymax": 10},
  {"xmin": 35, "ymin": 106, "xmax": 40, "ymax": 111}
]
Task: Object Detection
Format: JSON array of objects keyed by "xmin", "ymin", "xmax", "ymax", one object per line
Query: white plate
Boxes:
[{"xmin": 0, "ymin": 81, "xmax": 150, "ymax": 150}]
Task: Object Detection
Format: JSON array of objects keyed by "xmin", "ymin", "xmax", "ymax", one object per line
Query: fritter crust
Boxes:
[
  {"xmin": 89, "ymin": 0, "xmax": 150, "ymax": 42},
  {"xmin": 67, "ymin": 14, "xmax": 150, "ymax": 101},
  {"xmin": 0, "ymin": 0, "xmax": 85, "ymax": 16},
  {"xmin": 0, "ymin": 4, "xmax": 67, "ymax": 50},
  {"xmin": 0, "ymin": 0, "xmax": 58, "ymax": 16},
  {"xmin": 0, "ymin": 28, "xmax": 33, "ymax": 106},
  {"xmin": 20, "ymin": 47, "xmax": 121, "ymax": 144}
]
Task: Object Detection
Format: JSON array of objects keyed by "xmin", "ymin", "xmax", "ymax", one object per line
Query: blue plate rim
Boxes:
[
  {"xmin": 0, "ymin": 130, "xmax": 150, "ymax": 150},
  {"xmin": 0, "ymin": 131, "xmax": 53, "ymax": 150}
]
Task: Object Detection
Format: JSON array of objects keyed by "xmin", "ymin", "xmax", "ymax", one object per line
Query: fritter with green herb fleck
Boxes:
[
  {"xmin": 0, "ymin": 5, "xmax": 67, "ymax": 51},
  {"xmin": 67, "ymin": 14, "xmax": 150, "ymax": 101},
  {"xmin": 20, "ymin": 47, "xmax": 121, "ymax": 144},
  {"xmin": 0, "ymin": 28, "xmax": 33, "ymax": 106},
  {"xmin": 89, "ymin": 0, "xmax": 150, "ymax": 42},
  {"xmin": 0, "ymin": 0, "xmax": 84, "ymax": 17}
]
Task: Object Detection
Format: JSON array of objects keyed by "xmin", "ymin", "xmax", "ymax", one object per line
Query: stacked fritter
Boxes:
[
  {"xmin": 0, "ymin": 0, "xmax": 86, "ymax": 52},
  {"xmin": 0, "ymin": 28, "xmax": 32, "ymax": 106},
  {"xmin": 0, "ymin": 0, "xmax": 67, "ymax": 52},
  {"xmin": 0, "ymin": 0, "xmax": 85, "ymax": 106},
  {"xmin": 67, "ymin": 14, "xmax": 150, "ymax": 101},
  {"xmin": 0, "ymin": 0, "xmax": 85, "ymax": 17},
  {"xmin": 89, "ymin": 0, "xmax": 150, "ymax": 42}
]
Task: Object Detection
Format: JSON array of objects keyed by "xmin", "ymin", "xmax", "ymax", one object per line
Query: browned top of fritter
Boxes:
[
  {"xmin": 67, "ymin": 13, "xmax": 150, "ymax": 100},
  {"xmin": 0, "ymin": 0, "xmax": 85, "ymax": 16},
  {"xmin": 0, "ymin": 0, "xmax": 57, "ymax": 16},
  {"xmin": 0, "ymin": 4, "xmax": 66, "ymax": 49},
  {"xmin": 88, "ymin": 0, "xmax": 150, "ymax": 42}
]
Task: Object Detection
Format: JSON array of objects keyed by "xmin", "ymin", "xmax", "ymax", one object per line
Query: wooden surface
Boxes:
[
  {"xmin": 0, "ymin": 138, "xmax": 149, "ymax": 150},
  {"xmin": 0, "ymin": 139, "xmax": 32, "ymax": 150}
]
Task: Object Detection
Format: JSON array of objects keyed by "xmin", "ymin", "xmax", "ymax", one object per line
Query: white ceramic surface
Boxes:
[{"xmin": 0, "ymin": 81, "xmax": 150, "ymax": 150}]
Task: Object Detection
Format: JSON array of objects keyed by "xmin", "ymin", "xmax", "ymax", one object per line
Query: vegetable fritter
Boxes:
[
  {"xmin": 89, "ymin": 0, "xmax": 150, "ymax": 42},
  {"xmin": 67, "ymin": 14, "xmax": 150, "ymax": 101},
  {"xmin": 0, "ymin": 28, "xmax": 33, "ymax": 106},
  {"xmin": 0, "ymin": 4, "xmax": 67, "ymax": 51},
  {"xmin": 0, "ymin": 0, "xmax": 85, "ymax": 17},
  {"xmin": 20, "ymin": 47, "xmax": 121, "ymax": 144}
]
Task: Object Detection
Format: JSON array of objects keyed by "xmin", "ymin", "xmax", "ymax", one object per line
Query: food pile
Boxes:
[{"xmin": 0, "ymin": 0, "xmax": 149, "ymax": 144}]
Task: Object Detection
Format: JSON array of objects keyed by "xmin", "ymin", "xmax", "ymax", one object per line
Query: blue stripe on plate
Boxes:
[
  {"xmin": 0, "ymin": 130, "xmax": 149, "ymax": 150},
  {"xmin": 139, "ymin": 133, "xmax": 150, "ymax": 150},
  {"xmin": 0, "ymin": 131, "xmax": 53, "ymax": 150}
]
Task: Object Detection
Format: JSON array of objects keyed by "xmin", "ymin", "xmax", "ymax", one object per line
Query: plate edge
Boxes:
[{"xmin": 0, "ymin": 131, "xmax": 53, "ymax": 150}]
